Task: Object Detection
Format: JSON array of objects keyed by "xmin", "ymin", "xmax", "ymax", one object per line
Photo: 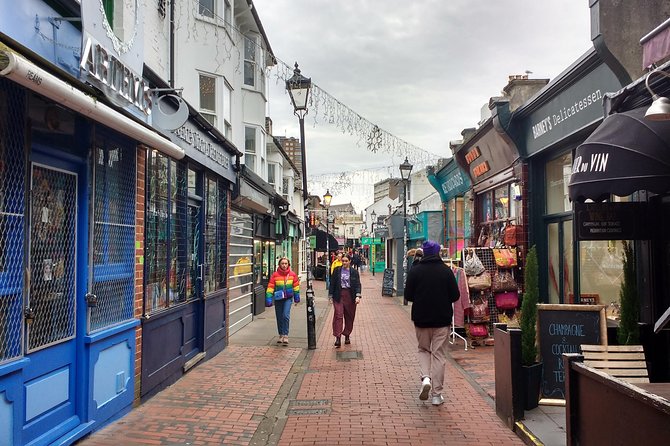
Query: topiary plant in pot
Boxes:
[{"xmin": 520, "ymin": 245, "xmax": 542, "ymax": 410}]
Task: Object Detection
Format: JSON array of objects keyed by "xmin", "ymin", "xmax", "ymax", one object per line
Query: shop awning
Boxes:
[
  {"xmin": 311, "ymin": 229, "xmax": 339, "ymax": 252},
  {"xmin": 569, "ymin": 107, "xmax": 670, "ymax": 202}
]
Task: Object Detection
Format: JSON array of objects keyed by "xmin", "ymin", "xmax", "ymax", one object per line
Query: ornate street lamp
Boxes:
[
  {"xmin": 323, "ymin": 189, "xmax": 332, "ymax": 290},
  {"xmin": 399, "ymin": 157, "xmax": 413, "ymax": 305},
  {"xmin": 286, "ymin": 63, "xmax": 316, "ymax": 349},
  {"xmin": 370, "ymin": 210, "xmax": 377, "ymax": 276}
]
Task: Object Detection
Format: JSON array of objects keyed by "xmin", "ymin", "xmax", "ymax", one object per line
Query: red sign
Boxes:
[{"xmin": 464, "ymin": 146, "xmax": 481, "ymax": 165}]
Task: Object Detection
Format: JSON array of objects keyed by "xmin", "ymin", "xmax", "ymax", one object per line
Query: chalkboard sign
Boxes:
[
  {"xmin": 382, "ymin": 268, "xmax": 395, "ymax": 296},
  {"xmin": 537, "ymin": 304, "xmax": 606, "ymax": 401}
]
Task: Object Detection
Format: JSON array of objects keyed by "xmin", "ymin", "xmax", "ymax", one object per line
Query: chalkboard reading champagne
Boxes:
[{"xmin": 537, "ymin": 304, "xmax": 606, "ymax": 400}]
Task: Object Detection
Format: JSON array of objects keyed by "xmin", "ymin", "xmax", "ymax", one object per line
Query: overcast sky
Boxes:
[{"xmin": 253, "ymin": 0, "xmax": 593, "ymax": 210}]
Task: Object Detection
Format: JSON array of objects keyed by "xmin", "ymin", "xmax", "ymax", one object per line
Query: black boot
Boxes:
[
  {"xmin": 344, "ymin": 335, "xmax": 351, "ymax": 345},
  {"xmin": 334, "ymin": 336, "xmax": 341, "ymax": 348}
]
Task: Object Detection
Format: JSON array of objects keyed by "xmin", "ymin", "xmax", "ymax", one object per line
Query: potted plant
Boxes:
[
  {"xmin": 520, "ymin": 245, "xmax": 542, "ymax": 410},
  {"xmin": 618, "ymin": 240, "xmax": 639, "ymax": 345}
]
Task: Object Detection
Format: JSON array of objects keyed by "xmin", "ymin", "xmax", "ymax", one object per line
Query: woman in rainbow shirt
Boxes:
[{"xmin": 266, "ymin": 257, "xmax": 300, "ymax": 345}]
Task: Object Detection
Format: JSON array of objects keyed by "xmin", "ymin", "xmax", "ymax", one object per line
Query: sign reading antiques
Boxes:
[
  {"xmin": 575, "ymin": 202, "xmax": 650, "ymax": 241},
  {"xmin": 537, "ymin": 304, "xmax": 606, "ymax": 400}
]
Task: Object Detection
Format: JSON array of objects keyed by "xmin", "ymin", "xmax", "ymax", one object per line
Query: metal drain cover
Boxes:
[
  {"xmin": 286, "ymin": 399, "xmax": 332, "ymax": 416},
  {"xmin": 336, "ymin": 350, "xmax": 363, "ymax": 361}
]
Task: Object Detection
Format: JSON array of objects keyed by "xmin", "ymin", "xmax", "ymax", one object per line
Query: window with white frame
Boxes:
[
  {"xmin": 245, "ymin": 126, "xmax": 256, "ymax": 172},
  {"xmin": 224, "ymin": 0, "xmax": 232, "ymax": 27},
  {"xmin": 244, "ymin": 34, "xmax": 257, "ymax": 87},
  {"xmin": 199, "ymin": 73, "xmax": 216, "ymax": 126},
  {"xmin": 223, "ymin": 80, "xmax": 232, "ymax": 140},
  {"xmin": 268, "ymin": 163, "xmax": 277, "ymax": 189},
  {"xmin": 199, "ymin": 0, "xmax": 214, "ymax": 18}
]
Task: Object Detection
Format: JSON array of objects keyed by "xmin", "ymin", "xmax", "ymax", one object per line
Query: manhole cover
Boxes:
[{"xmin": 336, "ymin": 350, "xmax": 363, "ymax": 361}]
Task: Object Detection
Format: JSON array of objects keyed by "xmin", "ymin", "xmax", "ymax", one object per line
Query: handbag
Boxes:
[
  {"xmin": 492, "ymin": 270, "xmax": 517, "ymax": 293},
  {"xmin": 464, "ymin": 249, "xmax": 485, "ymax": 276},
  {"xmin": 495, "ymin": 290, "xmax": 519, "ymax": 310},
  {"xmin": 470, "ymin": 297, "xmax": 489, "ymax": 322},
  {"xmin": 467, "ymin": 323, "xmax": 489, "ymax": 338},
  {"xmin": 504, "ymin": 224, "xmax": 520, "ymax": 246},
  {"xmin": 493, "ymin": 248, "xmax": 518, "ymax": 268},
  {"xmin": 468, "ymin": 271, "xmax": 491, "ymax": 291}
]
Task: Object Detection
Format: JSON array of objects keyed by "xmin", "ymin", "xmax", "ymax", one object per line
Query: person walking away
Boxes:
[
  {"xmin": 266, "ymin": 257, "xmax": 300, "ymax": 345},
  {"xmin": 404, "ymin": 240, "xmax": 460, "ymax": 406},
  {"xmin": 352, "ymin": 251, "xmax": 362, "ymax": 271},
  {"xmin": 328, "ymin": 254, "xmax": 362, "ymax": 347}
]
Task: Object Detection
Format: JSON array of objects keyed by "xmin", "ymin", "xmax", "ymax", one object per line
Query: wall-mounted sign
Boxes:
[
  {"xmin": 472, "ymin": 161, "xmax": 491, "ymax": 178},
  {"xmin": 170, "ymin": 121, "xmax": 235, "ymax": 182},
  {"xmin": 575, "ymin": 202, "xmax": 650, "ymax": 240},
  {"xmin": 465, "ymin": 146, "xmax": 481, "ymax": 164}
]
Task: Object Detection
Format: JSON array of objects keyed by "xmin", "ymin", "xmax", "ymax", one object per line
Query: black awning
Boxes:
[
  {"xmin": 568, "ymin": 107, "xmax": 670, "ymax": 202},
  {"xmin": 310, "ymin": 228, "xmax": 339, "ymax": 252}
]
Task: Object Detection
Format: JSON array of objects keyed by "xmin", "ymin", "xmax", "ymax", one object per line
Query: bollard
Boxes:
[{"xmin": 305, "ymin": 285, "xmax": 317, "ymax": 349}]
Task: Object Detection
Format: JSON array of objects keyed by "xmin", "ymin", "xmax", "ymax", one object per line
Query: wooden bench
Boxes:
[{"xmin": 580, "ymin": 344, "xmax": 649, "ymax": 384}]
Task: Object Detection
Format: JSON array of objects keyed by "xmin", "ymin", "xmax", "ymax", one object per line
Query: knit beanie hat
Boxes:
[{"xmin": 421, "ymin": 240, "xmax": 441, "ymax": 257}]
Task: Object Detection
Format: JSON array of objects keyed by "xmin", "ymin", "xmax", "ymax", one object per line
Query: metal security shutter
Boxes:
[{"xmin": 228, "ymin": 210, "xmax": 254, "ymax": 334}]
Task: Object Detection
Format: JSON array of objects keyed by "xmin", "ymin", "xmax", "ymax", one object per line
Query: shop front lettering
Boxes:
[
  {"xmin": 441, "ymin": 174, "xmax": 464, "ymax": 194},
  {"xmin": 572, "ymin": 153, "xmax": 609, "ymax": 174},
  {"xmin": 80, "ymin": 36, "xmax": 152, "ymax": 116},
  {"xmin": 531, "ymin": 89, "xmax": 603, "ymax": 140},
  {"xmin": 464, "ymin": 146, "xmax": 481, "ymax": 164},
  {"xmin": 174, "ymin": 126, "xmax": 230, "ymax": 169},
  {"xmin": 472, "ymin": 161, "xmax": 490, "ymax": 178}
]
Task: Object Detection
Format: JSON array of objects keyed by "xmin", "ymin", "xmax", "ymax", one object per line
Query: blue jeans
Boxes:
[{"xmin": 274, "ymin": 298, "xmax": 292, "ymax": 336}]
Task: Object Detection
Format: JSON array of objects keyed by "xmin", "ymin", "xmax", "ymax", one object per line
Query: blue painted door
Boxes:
[{"xmin": 23, "ymin": 161, "xmax": 81, "ymax": 444}]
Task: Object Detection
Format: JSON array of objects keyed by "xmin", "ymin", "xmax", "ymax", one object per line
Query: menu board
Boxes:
[
  {"xmin": 537, "ymin": 304, "xmax": 606, "ymax": 400},
  {"xmin": 382, "ymin": 268, "xmax": 394, "ymax": 296}
]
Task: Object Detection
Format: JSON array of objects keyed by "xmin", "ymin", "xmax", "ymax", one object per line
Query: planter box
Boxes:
[{"xmin": 494, "ymin": 323, "xmax": 524, "ymax": 428}]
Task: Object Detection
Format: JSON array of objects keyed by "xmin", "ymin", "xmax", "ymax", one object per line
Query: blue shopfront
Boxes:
[
  {"xmin": 0, "ymin": 2, "xmax": 186, "ymax": 444},
  {"xmin": 427, "ymin": 159, "xmax": 472, "ymax": 259}
]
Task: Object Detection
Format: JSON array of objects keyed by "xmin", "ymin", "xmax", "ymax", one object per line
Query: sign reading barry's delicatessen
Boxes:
[{"xmin": 520, "ymin": 61, "xmax": 623, "ymax": 156}]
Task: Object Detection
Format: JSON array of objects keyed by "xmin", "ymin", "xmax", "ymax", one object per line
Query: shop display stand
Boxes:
[{"xmin": 450, "ymin": 302, "xmax": 467, "ymax": 351}]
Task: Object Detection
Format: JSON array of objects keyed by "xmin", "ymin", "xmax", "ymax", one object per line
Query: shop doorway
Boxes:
[
  {"xmin": 546, "ymin": 217, "xmax": 574, "ymax": 304},
  {"xmin": 23, "ymin": 159, "xmax": 83, "ymax": 443}
]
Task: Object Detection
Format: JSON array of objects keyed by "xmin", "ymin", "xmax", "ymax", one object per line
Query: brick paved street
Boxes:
[{"xmin": 77, "ymin": 271, "xmax": 520, "ymax": 446}]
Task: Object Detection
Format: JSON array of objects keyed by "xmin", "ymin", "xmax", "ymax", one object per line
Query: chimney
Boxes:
[{"xmin": 502, "ymin": 75, "xmax": 549, "ymax": 111}]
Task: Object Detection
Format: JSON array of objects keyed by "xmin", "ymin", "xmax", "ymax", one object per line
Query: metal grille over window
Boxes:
[
  {"xmin": 228, "ymin": 211, "xmax": 254, "ymax": 333},
  {"xmin": 28, "ymin": 165, "xmax": 77, "ymax": 351},
  {"xmin": 88, "ymin": 140, "xmax": 136, "ymax": 332},
  {"xmin": 0, "ymin": 79, "xmax": 26, "ymax": 363}
]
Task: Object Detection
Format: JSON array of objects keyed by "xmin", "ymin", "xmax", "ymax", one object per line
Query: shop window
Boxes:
[
  {"xmin": 446, "ymin": 197, "xmax": 468, "ymax": 258},
  {"xmin": 203, "ymin": 176, "xmax": 227, "ymax": 294},
  {"xmin": 145, "ymin": 152, "xmax": 189, "ymax": 313},
  {"xmin": 89, "ymin": 137, "xmax": 137, "ymax": 332},
  {"xmin": 546, "ymin": 153, "xmax": 572, "ymax": 214},
  {"xmin": 578, "ymin": 240, "xmax": 625, "ymax": 308},
  {"xmin": 0, "ymin": 82, "xmax": 25, "ymax": 363},
  {"xmin": 477, "ymin": 183, "xmax": 519, "ymax": 247}
]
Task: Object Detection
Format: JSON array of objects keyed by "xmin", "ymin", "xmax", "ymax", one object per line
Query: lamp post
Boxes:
[
  {"xmin": 370, "ymin": 210, "xmax": 377, "ymax": 276},
  {"xmin": 286, "ymin": 62, "xmax": 316, "ymax": 350},
  {"xmin": 323, "ymin": 189, "xmax": 332, "ymax": 290},
  {"xmin": 399, "ymin": 157, "xmax": 413, "ymax": 305}
]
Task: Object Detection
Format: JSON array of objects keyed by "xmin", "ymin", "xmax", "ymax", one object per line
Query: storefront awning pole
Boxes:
[{"xmin": 0, "ymin": 49, "xmax": 185, "ymax": 160}]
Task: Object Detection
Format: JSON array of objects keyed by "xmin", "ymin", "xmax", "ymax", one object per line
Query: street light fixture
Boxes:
[
  {"xmin": 286, "ymin": 62, "xmax": 316, "ymax": 349},
  {"xmin": 323, "ymin": 189, "xmax": 332, "ymax": 290},
  {"xmin": 370, "ymin": 210, "xmax": 377, "ymax": 276},
  {"xmin": 399, "ymin": 157, "xmax": 413, "ymax": 305}
]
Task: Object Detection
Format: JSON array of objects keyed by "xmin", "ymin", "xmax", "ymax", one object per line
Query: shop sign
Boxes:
[
  {"xmin": 80, "ymin": 35, "xmax": 152, "ymax": 116},
  {"xmin": 521, "ymin": 61, "xmax": 623, "ymax": 156},
  {"xmin": 464, "ymin": 146, "xmax": 481, "ymax": 164},
  {"xmin": 472, "ymin": 161, "xmax": 490, "ymax": 178},
  {"xmin": 455, "ymin": 122, "xmax": 519, "ymax": 185},
  {"xmin": 575, "ymin": 202, "xmax": 650, "ymax": 240},
  {"xmin": 171, "ymin": 121, "xmax": 235, "ymax": 182}
]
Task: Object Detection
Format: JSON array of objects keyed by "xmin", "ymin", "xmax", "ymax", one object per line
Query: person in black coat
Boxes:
[
  {"xmin": 328, "ymin": 254, "xmax": 362, "ymax": 347},
  {"xmin": 404, "ymin": 240, "xmax": 460, "ymax": 406}
]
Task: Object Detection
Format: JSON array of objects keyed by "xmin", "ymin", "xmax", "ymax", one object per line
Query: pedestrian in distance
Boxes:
[
  {"xmin": 404, "ymin": 240, "xmax": 460, "ymax": 406},
  {"xmin": 328, "ymin": 254, "xmax": 362, "ymax": 347},
  {"xmin": 330, "ymin": 251, "xmax": 343, "ymax": 274},
  {"xmin": 352, "ymin": 251, "xmax": 362, "ymax": 271},
  {"xmin": 411, "ymin": 248, "xmax": 423, "ymax": 269},
  {"xmin": 265, "ymin": 257, "xmax": 300, "ymax": 345}
]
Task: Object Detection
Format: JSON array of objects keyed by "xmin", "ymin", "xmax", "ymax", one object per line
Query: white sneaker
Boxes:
[
  {"xmin": 419, "ymin": 377, "xmax": 431, "ymax": 401},
  {"xmin": 431, "ymin": 394, "xmax": 444, "ymax": 406}
]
